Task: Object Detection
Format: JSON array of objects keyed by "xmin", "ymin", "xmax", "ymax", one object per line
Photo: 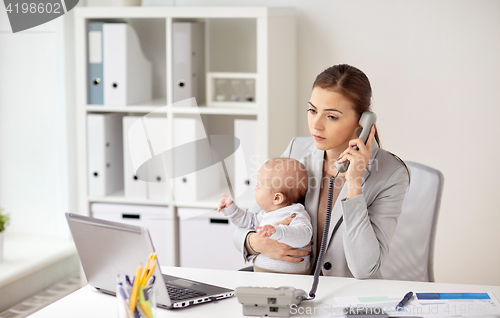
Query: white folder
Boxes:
[
  {"xmin": 123, "ymin": 116, "xmax": 149, "ymax": 198},
  {"xmin": 234, "ymin": 119, "xmax": 258, "ymax": 201},
  {"xmin": 87, "ymin": 113, "xmax": 124, "ymax": 197},
  {"xmin": 103, "ymin": 23, "xmax": 152, "ymax": 106},
  {"xmin": 172, "ymin": 22, "xmax": 205, "ymax": 105},
  {"xmin": 172, "ymin": 117, "xmax": 220, "ymax": 202},
  {"xmin": 142, "ymin": 117, "xmax": 169, "ymax": 200}
]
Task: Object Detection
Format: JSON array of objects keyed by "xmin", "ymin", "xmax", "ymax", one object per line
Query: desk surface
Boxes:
[{"xmin": 28, "ymin": 266, "xmax": 500, "ymax": 317}]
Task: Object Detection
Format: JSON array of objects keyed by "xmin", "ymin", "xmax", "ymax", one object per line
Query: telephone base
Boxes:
[{"xmin": 235, "ymin": 286, "xmax": 308, "ymax": 317}]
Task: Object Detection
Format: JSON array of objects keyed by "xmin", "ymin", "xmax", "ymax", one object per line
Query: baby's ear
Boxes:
[{"xmin": 273, "ymin": 193, "xmax": 285, "ymax": 205}]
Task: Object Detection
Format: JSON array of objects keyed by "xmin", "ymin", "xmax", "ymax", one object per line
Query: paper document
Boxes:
[{"xmin": 307, "ymin": 292, "xmax": 500, "ymax": 317}]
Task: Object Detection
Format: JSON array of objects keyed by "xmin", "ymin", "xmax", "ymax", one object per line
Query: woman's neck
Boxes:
[{"xmin": 324, "ymin": 146, "xmax": 346, "ymax": 175}]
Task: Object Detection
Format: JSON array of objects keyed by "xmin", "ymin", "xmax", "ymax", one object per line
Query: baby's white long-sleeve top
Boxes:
[{"xmin": 221, "ymin": 202, "xmax": 313, "ymax": 273}]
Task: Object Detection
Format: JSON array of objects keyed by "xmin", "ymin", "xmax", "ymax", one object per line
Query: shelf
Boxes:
[
  {"xmin": 175, "ymin": 191, "xmax": 254, "ymax": 210},
  {"xmin": 86, "ymin": 98, "xmax": 168, "ymax": 113},
  {"xmin": 76, "ymin": 7, "xmax": 295, "ymax": 19},
  {"xmin": 88, "ymin": 189, "xmax": 170, "ymax": 206},
  {"xmin": 172, "ymin": 106, "xmax": 257, "ymax": 116},
  {"xmin": 86, "ymin": 105, "xmax": 258, "ymax": 116}
]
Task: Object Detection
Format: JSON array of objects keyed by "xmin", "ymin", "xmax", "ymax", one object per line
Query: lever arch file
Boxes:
[
  {"xmin": 103, "ymin": 22, "xmax": 152, "ymax": 106},
  {"xmin": 123, "ymin": 116, "xmax": 149, "ymax": 198},
  {"xmin": 87, "ymin": 21, "xmax": 104, "ymax": 105},
  {"xmin": 172, "ymin": 22, "xmax": 205, "ymax": 105},
  {"xmin": 172, "ymin": 117, "xmax": 220, "ymax": 202},
  {"xmin": 234, "ymin": 119, "xmax": 258, "ymax": 200},
  {"xmin": 142, "ymin": 117, "xmax": 170, "ymax": 200},
  {"xmin": 87, "ymin": 113, "xmax": 124, "ymax": 196}
]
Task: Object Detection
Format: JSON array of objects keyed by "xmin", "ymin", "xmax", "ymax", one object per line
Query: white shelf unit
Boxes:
[{"xmin": 74, "ymin": 7, "xmax": 296, "ymax": 266}]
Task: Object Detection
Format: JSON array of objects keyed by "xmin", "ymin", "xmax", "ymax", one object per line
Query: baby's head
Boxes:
[{"xmin": 255, "ymin": 158, "xmax": 308, "ymax": 212}]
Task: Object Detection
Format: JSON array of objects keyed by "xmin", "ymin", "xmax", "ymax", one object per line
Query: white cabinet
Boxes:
[
  {"xmin": 91, "ymin": 203, "xmax": 175, "ymax": 266},
  {"xmin": 74, "ymin": 7, "xmax": 296, "ymax": 267},
  {"xmin": 178, "ymin": 208, "xmax": 247, "ymax": 270}
]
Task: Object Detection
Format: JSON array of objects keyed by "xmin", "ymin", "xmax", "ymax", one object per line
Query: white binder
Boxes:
[
  {"xmin": 172, "ymin": 22, "xmax": 205, "ymax": 105},
  {"xmin": 172, "ymin": 117, "xmax": 220, "ymax": 202},
  {"xmin": 87, "ymin": 113, "xmax": 124, "ymax": 197},
  {"xmin": 234, "ymin": 119, "xmax": 258, "ymax": 201},
  {"xmin": 142, "ymin": 117, "xmax": 169, "ymax": 200},
  {"xmin": 123, "ymin": 116, "xmax": 148, "ymax": 198},
  {"xmin": 103, "ymin": 23, "xmax": 152, "ymax": 106}
]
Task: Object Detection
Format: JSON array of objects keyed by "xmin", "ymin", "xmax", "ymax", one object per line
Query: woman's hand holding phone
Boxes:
[{"xmin": 337, "ymin": 124, "xmax": 376, "ymax": 199}]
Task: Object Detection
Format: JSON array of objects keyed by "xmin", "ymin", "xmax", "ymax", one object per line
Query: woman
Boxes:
[{"xmin": 234, "ymin": 64, "xmax": 410, "ymax": 279}]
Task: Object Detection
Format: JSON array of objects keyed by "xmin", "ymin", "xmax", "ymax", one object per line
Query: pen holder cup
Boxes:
[{"xmin": 117, "ymin": 282, "xmax": 157, "ymax": 318}]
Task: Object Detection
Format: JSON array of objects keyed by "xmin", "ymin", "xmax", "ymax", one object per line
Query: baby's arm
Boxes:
[
  {"xmin": 255, "ymin": 224, "xmax": 276, "ymax": 237},
  {"xmin": 268, "ymin": 211, "xmax": 312, "ymax": 248},
  {"xmin": 218, "ymin": 194, "xmax": 261, "ymax": 229}
]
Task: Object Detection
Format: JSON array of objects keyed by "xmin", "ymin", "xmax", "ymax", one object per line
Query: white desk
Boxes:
[{"xmin": 27, "ymin": 266, "xmax": 500, "ymax": 318}]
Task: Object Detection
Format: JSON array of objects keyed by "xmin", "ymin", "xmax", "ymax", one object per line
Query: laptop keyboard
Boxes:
[{"xmin": 166, "ymin": 284, "xmax": 207, "ymax": 301}]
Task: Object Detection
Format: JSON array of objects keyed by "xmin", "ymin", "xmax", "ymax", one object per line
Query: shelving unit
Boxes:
[{"xmin": 74, "ymin": 6, "xmax": 296, "ymax": 266}]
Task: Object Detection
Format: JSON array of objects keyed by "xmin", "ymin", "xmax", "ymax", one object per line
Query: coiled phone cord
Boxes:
[{"xmin": 305, "ymin": 171, "xmax": 340, "ymax": 300}]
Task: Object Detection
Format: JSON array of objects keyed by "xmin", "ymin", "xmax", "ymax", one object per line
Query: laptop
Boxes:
[{"xmin": 65, "ymin": 212, "xmax": 234, "ymax": 309}]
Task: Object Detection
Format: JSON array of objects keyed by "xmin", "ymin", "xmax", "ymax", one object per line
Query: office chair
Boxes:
[{"xmin": 380, "ymin": 161, "xmax": 444, "ymax": 282}]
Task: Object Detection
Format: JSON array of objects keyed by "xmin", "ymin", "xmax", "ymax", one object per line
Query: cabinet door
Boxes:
[
  {"xmin": 91, "ymin": 203, "xmax": 172, "ymax": 266},
  {"xmin": 178, "ymin": 208, "xmax": 247, "ymax": 270}
]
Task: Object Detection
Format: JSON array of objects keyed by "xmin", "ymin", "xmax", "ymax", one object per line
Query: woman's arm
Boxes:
[{"xmin": 341, "ymin": 164, "xmax": 409, "ymax": 279}]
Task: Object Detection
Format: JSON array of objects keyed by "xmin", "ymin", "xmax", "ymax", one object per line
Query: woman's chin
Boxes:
[{"xmin": 312, "ymin": 140, "xmax": 329, "ymax": 150}]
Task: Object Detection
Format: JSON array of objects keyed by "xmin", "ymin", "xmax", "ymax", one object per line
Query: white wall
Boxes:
[
  {"xmin": 173, "ymin": 0, "xmax": 500, "ymax": 285},
  {"xmin": 0, "ymin": 7, "xmax": 76, "ymax": 238},
  {"xmin": 1, "ymin": 0, "xmax": 498, "ymax": 285}
]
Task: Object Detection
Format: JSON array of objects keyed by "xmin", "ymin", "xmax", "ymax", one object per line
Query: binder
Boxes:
[
  {"xmin": 172, "ymin": 22, "xmax": 205, "ymax": 105},
  {"xmin": 103, "ymin": 22, "xmax": 152, "ymax": 106},
  {"xmin": 87, "ymin": 114, "xmax": 124, "ymax": 196},
  {"xmin": 87, "ymin": 21, "xmax": 104, "ymax": 105},
  {"xmin": 234, "ymin": 119, "xmax": 258, "ymax": 200},
  {"xmin": 123, "ymin": 116, "xmax": 149, "ymax": 198},
  {"xmin": 172, "ymin": 117, "xmax": 220, "ymax": 202},
  {"xmin": 142, "ymin": 117, "xmax": 169, "ymax": 200}
]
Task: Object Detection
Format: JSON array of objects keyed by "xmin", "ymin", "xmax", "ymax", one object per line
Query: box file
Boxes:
[
  {"xmin": 172, "ymin": 22, "xmax": 205, "ymax": 105},
  {"xmin": 91, "ymin": 203, "xmax": 174, "ymax": 266},
  {"xmin": 123, "ymin": 116, "xmax": 149, "ymax": 198},
  {"xmin": 234, "ymin": 119, "xmax": 258, "ymax": 200},
  {"xmin": 87, "ymin": 21, "xmax": 104, "ymax": 105},
  {"xmin": 103, "ymin": 22, "xmax": 152, "ymax": 106},
  {"xmin": 172, "ymin": 117, "xmax": 220, "ymax": 202},
  {"xmin": 87, "ymin": 113, "xmax": 124, "ymax": 197},
  {"xmin": 178, "ymin": 208, "xmax": 247, "ymax": 270},
  {"xmin": 142, "ymin": 116, "xmax": 170, "ymax": 200}
]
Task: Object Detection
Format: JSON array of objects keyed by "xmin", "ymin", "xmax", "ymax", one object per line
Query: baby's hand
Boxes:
[
  {"xmin": 255, "ymin": 224, "xmax": 276, "ymax": 238},
  {"xmin": 217, "ymin": 194, "xmax": 233, "ymax": 212}
]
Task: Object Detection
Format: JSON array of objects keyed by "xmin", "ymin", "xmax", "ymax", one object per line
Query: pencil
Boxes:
[{"xmin": 129, "ymin": 263, "xmax": 143, "ymax": 312}]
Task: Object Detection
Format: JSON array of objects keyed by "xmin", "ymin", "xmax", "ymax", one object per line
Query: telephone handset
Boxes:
[{"xmin": 334, "ymin": 111, "xmax": 377, "ymax": 173}]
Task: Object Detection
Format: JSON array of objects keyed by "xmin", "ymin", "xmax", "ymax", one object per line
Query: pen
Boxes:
[{"xmin": 396, "ymin": 291, "xmax": 413, "ymax": 310}]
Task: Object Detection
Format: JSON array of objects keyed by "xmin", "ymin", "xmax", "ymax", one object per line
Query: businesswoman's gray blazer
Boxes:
[{"xmin": 233, "ymin": 137, "xmax": 409, "ymax": 279}]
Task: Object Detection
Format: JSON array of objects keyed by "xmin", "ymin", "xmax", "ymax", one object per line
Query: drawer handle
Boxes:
[
  {"xmin": 122, "ymin": 214, "xmax": 140, "ymax": 220},
  {"xmin": 210, "ymin": 218, "xmax": 228, "ymax": 224}
]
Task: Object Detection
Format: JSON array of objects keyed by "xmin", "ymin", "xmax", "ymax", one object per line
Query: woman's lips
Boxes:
[{"xmin": 313, "ymin": 134, "xmax": 325, "ymax": 141}]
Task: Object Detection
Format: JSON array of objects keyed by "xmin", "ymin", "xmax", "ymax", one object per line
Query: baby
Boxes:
[{"xmin": 218, "ymin": 157, "xmax": 312, "ymax": 274}]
